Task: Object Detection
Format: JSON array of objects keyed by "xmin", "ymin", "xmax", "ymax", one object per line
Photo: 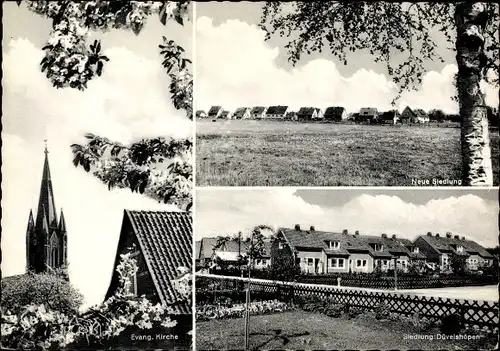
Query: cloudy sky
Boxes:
[
  {"xmin": 1, "ymin": 2, "xmax": 192, "ymax": 308},
  {"xmin": 196, "ymin": 188, "xmax": 499, "ymax": 248},
  {"xmin": 196, "ymin": 2, "xmax": 499, "ymax": 113}
]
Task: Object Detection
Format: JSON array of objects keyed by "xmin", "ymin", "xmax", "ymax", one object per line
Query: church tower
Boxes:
[{"xmin": 26, "ymin": 144, "xmax": 68, "ymax": 275}]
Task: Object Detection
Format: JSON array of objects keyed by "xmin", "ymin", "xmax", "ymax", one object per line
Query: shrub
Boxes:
[
  {"xmin": 373, "ymin": 302, "xmax": 391, "ymax": 320},
  {"xmin": 324, "ymin": 304, "xmax": 343, "ymax": 318},
  {"xmin": 440, "ymin": 313, "xmax": 462, "ymax": 335},
  {"xmin": 1, "ymin": 272, "xmax": 83, "ymax": 315},
  {"xmin": 196, "ymin": 300, "xmax": 288, "ymax": 321}
]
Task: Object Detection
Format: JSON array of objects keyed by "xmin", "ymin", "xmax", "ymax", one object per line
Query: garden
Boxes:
[
  {"xmin": 195, "ymin": 275, "xmax": 499, "ymax": 350},
  {"xmin": 1, "ymin": 254, "xmax": 192, "ymax": 350}
]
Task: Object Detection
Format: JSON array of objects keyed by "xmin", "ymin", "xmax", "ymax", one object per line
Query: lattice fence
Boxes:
[{"xmin": 196, "ymin": 274, "xmax": 499, "ymax": 329}]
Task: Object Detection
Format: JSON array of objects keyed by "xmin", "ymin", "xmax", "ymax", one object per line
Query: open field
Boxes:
[
  {"xmin": 196, "ymin": 120, "xmax": 499, "ymax": 186},
  {"xmin": 196, "ymin": 310, "xmax": 494, "ymax": 350}
]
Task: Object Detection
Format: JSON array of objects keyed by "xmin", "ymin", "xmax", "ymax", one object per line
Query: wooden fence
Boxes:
[{"xmin": 196, "ymin": 274, "xmax": 499, "ymax": 330}]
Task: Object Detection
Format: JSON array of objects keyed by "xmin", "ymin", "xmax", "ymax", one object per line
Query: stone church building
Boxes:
[{"xmin": 25, "ymin": 145, "xmax": 68, "ymax": 274}]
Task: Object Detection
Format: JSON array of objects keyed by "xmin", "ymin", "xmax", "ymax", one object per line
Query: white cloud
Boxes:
[
  {"xmin": 1, "ymin": 38, "xmax": 191, "ymax": 308},
  {"xmin": 196, "ymin": 17, "xmax": 499, "ymax": 114},
  {"xmin": 196, "ymin": 189, "xmax": 498, "ymax": 248}
]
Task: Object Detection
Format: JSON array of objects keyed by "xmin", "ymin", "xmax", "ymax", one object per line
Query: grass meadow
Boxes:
[
  {"xmin": 196, "ymin": 120, "xmax": 499, "ymax": 186},
  {"xmin": 196, "ymin": 310, "xmax": 493, "ymax": 350}
]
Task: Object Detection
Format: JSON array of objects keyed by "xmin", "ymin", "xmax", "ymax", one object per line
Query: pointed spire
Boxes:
[
  {"xmin": 59, "ymin": 209, "xmax": 66, "ymax": 233},
  {"xmin": 35, "ymin": 143, "xmax": 58, "ymax": 231},
  {"xmin": 41, "ymin": 205, "xmax": 49, "ymax": 234},
  {"xmin": 27, "ymin": 209, "xmax": 35, "ymax": 231}
]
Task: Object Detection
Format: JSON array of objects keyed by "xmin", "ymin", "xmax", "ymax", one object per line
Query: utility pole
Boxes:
[
  {"xmin": 394, "ymin": 256, "xmax": 398, "ymax": 291},
  {"xmin": 238, "ymin": 231, "xmax": 242, "ymax": 278},
  {"xmin": 244, "ymin": 232, "xmax": 253, "ymax": 351}
]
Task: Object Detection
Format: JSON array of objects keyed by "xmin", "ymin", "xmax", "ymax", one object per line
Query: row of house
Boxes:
[
  {"xmin": 197, "ymin": 106, "xmax": 430, "ymax": 124},
  {"xmin": 196, "ymin": 226, "xmax": 494, "ymax": 275},
  {"xmin": 195, "ymin": 237, "xmax": 273, "ymax": 271}
]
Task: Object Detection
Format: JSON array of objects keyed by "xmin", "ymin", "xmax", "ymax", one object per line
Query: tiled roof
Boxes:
[
  {"xmin": 200, "ymin": 237, "xmax": 218, "ymax": 258},
  {"xmin": 220, "ymin": 110, "xmax": 230, "ymax": 118},
  {"xmin": 414, "ymin": 108, "xmax": 428, "ymax": 117},
  {"xmin": 324, "ymin": 106, "xmax": 345, "ymax": 117},
  {"xmin": 250, "ymin": 106, "xmax": 266, "ymax": 114},
  {"xmin": 297, "ymin": 107, "xmax": 317, "ymax": 116},
  {"xmin": 125, "ymin": 210, "xmax": 192, "ymax": 313},
  {"xmin": 195, "ymin": 240, "xmax": 201, "ymax": 260},
  {"xmin": 381, "ymin": 110, "xmax": 400, "ymax": 120},
  {"xmin": 358, "ymin": 234, "xmax": 412, "ymax": 257},
  {"xmin": 419, "ymin": 234, "xmax": 492, "ymax": 258},
  {"xmin": 266, "ymin": 106, "xmax": 288, "ymax": 115},
  {"xmin": 208, "ymin": 106, "xmax": 223, "ymax": 115},
  {"xmin": 279, "ymin": 228, "xmax": 371, "ymax": 255},
  {"xmin": 359, "ymin": 107, "xmax": 378, "ymax": 115},
  {"xmin": 202, "ymin": 237, "xmax": 272, "ymax": 258},
  {"xmin": 233, "ymin": 107, "xmax": 250, "ymax": 118}
]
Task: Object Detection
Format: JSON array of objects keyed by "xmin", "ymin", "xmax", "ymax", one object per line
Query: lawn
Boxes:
[
  {"xmin": 196, "ymin": 310, "xmax": 494, "ymax": 350},
  {"xmin": 196, "ymin": 120, "xmax": 499, "ymax": 186}
]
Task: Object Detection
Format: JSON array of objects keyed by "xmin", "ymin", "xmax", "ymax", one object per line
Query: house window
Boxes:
[
  {"xmin": 256, "ymin": 259, "xmax": 261, "ymax": 265},
  {"xmin": 278, "ymin": 242, "xmax": 284, "ymax": 249},
  {"xmin": 456, "ymin": 246, "xmax": 463, "ymax": 253},
  {"xmin": 329, "ymin": 241, "xmax": 340, "ymax": 250},
  {"xmin": 356, "ymin": 259, "xmax": 367, "ymax": 268},
  {"xmin": 373, "ymin": 244, "xmax": 383, "ymax": 252},
  {"xmin": 307, "ymin": 258, "xmax": 314, "ymax": 266},
  {"xmin": 382, "ymin": 260, "xmax": 388, "ymax": 266},
  {"xmin": 329, "ymin": 258, "xmax": 345, "ymax": 268}
]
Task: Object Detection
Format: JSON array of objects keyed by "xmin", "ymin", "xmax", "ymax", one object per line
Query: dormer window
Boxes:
[
  {"xmin": 370, "ymin": 244, "xmax": 383, "ymax": 252},
  {"xmin": 456, "ymin": 245, "xmax": 463, "ymax": 253},
  {"xmin": 412, "ymin": 247, "xmax": 419, "ymax": 253},
  {"xmin": 328, "ymin": 241, "xmax": 340, "ymax": 250}
]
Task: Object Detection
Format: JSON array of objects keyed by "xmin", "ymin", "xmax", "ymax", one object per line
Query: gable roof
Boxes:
[
  {"xmin": 208, "ymin": 106, "xmax": 223, "ymax": 115},
  {"xmin": 123, "ymin": 210, "xmax": 191, "ymax": 311},
  {"xmin": 278, "ymin": 228, "xmax": 373, "ymax": 256},
  {"xmin": 359, "ymin": 107, "xmax": 378, "ymax": 115},
  {"xmin": 196, "ymin": 110, "xmax": 206, "ymax": 117},
  {"xmin": 414, "ymin": 109, "xmax": 428, "ymax": 118},
  {"xmin": 324, "ymin": 107, "xmax": 345, "ymax": 117},
  {"xmin": 232, "ymin": 107, "xmax": 250, "ymax": 118},
  {"xmin": 220, "ymin": 110, "xmax": 230, "ymax": 118},
  {"xmin": 381, "ymin": 110, "xmax": 400, "ymax": 120},
  {"xmin": 297, "ymin": 107, "xmax": 317, "ymax": 116},
  {"xmin": 266, "ymin": 106, "xmax": 288, "ymax": 115},
  {"xmin": 418, "ymin": 234, "xmax": 493, "ymax": 258},
  {"xmin": 250, "ymin": 106, "xmax": 266, "ymax": 115}
]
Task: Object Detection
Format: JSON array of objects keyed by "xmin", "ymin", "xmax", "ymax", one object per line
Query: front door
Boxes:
[{"xmin": 314, "ymin": 258, "xmax": 320, "ymax": 274}]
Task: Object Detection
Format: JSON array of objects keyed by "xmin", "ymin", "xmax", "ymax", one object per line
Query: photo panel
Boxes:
[
  {"xmin": 194, "ymin": 187, "xmax": 499, "ymax": 350},
  {"xmin": 195, "ymin": 2, "xmax": 499, "ymax": 187},
  {"xmin": 1, "ymin": 1, "xmax": 193, "ymax": 350}
]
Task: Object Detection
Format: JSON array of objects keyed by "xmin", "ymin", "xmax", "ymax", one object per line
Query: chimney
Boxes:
[
  {"xmin": 381, "ymin": 233, "xmax": 387, "ymax": 238},
  {"xmin": 392, "ymin": 234, "xmax": 396, "ymax": 239},
  {"xmin": 426, "ymin": 232, "xmax": 432, "ymax": 237},
  {"xmin": 446, "ymin": 233, "xmax": 452, "ymax": 239},
  {"xmin": 310, "ymin": 225, "xmax": 315, "ymax": 231},
  {"xmin": 355, "ymin": 230, "xmax": 359, "ymax": 236},
  {"xmin": 295, "ymin": 224, "xmax": 301, "ymax": 231},
  {"xmin": 342, "ymin": 229, "xmax": 348, "ymax": 235},
  {"xmin": 436, "ymin": 233, "xmax": 440, "ymax": 238},
  {"xmin": 461, "ymin": 236, "xmax": 465, "ymax": 241},
  {"xmin": 454, "ymin": 235, "xmax": 459, "ymax": 240}
]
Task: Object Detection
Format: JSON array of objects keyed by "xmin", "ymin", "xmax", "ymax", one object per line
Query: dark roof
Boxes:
[
  {"xmin": 195, "ymin": 240, "xmax": 201, "ymax": 260},
  {"xmin": 297, "ymin": 107, "xmax": 317, "ymax": 117},
  {"xmin": 402, "ymin": 106, "xmax": 414, "ymax": 117},
  {"xmin": 208, "ymin": 106, "xmax": 223, "ymax": 115},
  {"xmin": 124, "ymin": 210, "xmax": 192, "ymax": 311},
  {"xmin": 203, "ymin": 237, "xmax": 272, "ymax": 258},
  {"xmin": 414, "ymin": 109, "xmax": 428, "ymax": 117},
  {"xmin": 220, "ymin": 110, "xmax": 230, "ymax": 118},
  {"xmin": 196, "ymin": 110, "xmax": 206, "ymax": 117},
  {"xmin": 358, "ymin": 235, "xmax": 412, "ymax": 257},
  {"xmin": 381, "ymin": 110, "xmax": 400, "ymax": 120},
  {"xmin": 279, "ymin": 228, "xmax": 372, "ymax": 255},
  {"xmin": 266, "ymin": 106, "xmax": 288, "ymax": 115},
  {"xmin": 359, "ymin": 107, "xmax": 378, "ymax": 115},
  {"xmin": 418, "ymin": 234, "xmax": 493, "ymax": 258},
  {"xmin": 233, "ymin": 107, "xmax": 250, "ymax": 118},
  {"xmin": 250, "ymin": 106, "xmax": 266, "ymax": 114},
  {"xmin": 324, "ymin": 107, "xmax": 345, "ymax": 117}
]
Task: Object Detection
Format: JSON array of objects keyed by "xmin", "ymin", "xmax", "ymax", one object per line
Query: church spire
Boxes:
[{"xmin": 35, "ymin": 142, "xmax": 58, "ymax": 231}]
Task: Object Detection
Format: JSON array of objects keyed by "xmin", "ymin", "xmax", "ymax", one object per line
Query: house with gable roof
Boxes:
[
  {"xmin": 380, "ymin": 110, "xmax": 401, "ymax": 125},
  {"xmin": 297, "ymin": 107, "xmax": 320, "ymax": 121},
  {"xmin": 413, "ymin": 232, "xmax": 494, "ymax": 272},
  {"xmin": 357, "ymin": 107, "xmax": 379, "ymax": 122},
  {"xmin": 266, "ymin": 106, "xmax": 289, "ymax": 119},
  {"xmin": 232, "ymin": 107, "xmax": 251, "ymax": 120},
  {"xmin": 105, "ymin": 210, "xmax": 192, "ymax": 314},
  {"xmin": 208, "ymin": 106, "xmax": 224, "ymax": 119},
  {"xmin": 250, "ymin": 106, "xmax": 267, "ymax": 119},
  {"xmin": 324, "ymin": 106, "xmax": 347, "ymax": 121}
]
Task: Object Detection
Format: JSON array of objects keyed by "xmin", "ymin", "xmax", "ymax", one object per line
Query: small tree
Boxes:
[
  {"xmin": 1, "ymin": 272, "xmax": 83, "ymax": 315},
  {"xmin": 450, "ymin": 254, "xmax": 468, "ymax": 275},
  {"xmin": 267, "ymin": 254, "xmax": 300, "ymax": 282}
]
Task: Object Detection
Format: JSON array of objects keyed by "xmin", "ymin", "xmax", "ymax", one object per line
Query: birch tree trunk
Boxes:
[{"xmin": 455, "ymin": 2, "xmax": 493, "ymax": 186}]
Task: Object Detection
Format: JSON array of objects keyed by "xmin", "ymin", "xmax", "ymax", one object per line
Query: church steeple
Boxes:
[
  {"xmin": 26, "ymin": 143, "xmax": 68, "ymax": 275},
  {"xmin": 35, "ymin": 143, "xmax": 58, "ymax": 231}
]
